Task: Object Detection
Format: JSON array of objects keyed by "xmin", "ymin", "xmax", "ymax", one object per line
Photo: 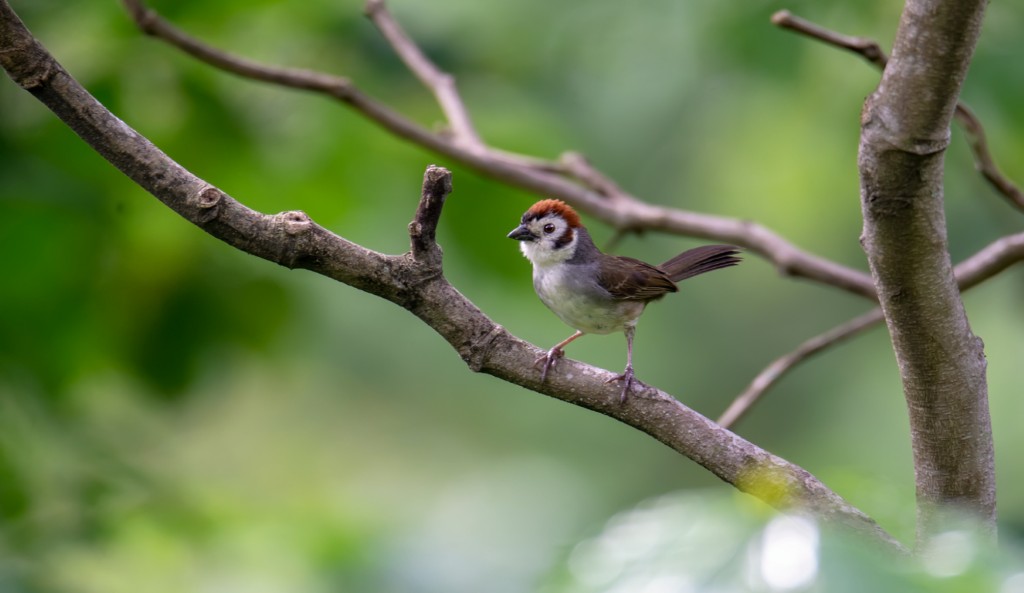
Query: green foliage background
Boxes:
[{"xmin": 1, "ymin": 0, "xmax": 1022, "ymax": 590}]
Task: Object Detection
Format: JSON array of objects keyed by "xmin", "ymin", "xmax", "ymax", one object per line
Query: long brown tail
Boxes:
[{"xmin": 659, "ymin": 245, "xmax": 741, "ymax": 282}]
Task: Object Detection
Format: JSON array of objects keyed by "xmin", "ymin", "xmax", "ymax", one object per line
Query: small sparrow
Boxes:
[{"xmin": 508, "ymin": 199, "xmax": 740, "ymax": 402}]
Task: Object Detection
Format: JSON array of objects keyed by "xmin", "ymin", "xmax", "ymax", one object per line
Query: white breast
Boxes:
[{"xmin": 532, "ymin": 264, "xmax": 645, "ymax": 335}]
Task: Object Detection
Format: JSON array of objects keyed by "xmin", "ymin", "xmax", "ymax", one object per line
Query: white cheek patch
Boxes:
[{"xmin": 520, "ymin": 234, "xmax": 576, "ymax": 267}]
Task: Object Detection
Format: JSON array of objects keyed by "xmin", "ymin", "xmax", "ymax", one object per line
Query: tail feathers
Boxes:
[{"xmin": 660, "ymin": 245, "xmax": 741, "ymax": 282}]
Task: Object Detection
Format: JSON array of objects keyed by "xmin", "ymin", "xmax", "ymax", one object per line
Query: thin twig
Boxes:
[
  {"xmin": 954, "ymin": 103, "xmax": 1024, "ymax": 210},
  {"xmin": 772, "ymin": 10, "xmax": 887, "ymax": 69},
  {"xmin": 363, "ymin": 1, "xmax": 581, "ymax": 175},
  {"xmin": 954, "ymin": 231, "xmax": 1024, "ymax": 289},
  {"xmin": 718, "ymin": 231, "xmax": 1024, "ymax": 429},
  {"xmin": 717, "ymin": 309, "xmax": 884, "ymax": 429},
  {"xmin": 559, "ymin": 151, "xmax": 628, "ymax": 200},
  {"xmin": 364, "ymin": 0, "xmax": 482, "ymax": 149},
  {"xmin": 772, "ymin": 9, "xmax": 1024, "ymax": 213},
  {"xmin": 121, "ymin": 0, "xmax": 457, "ymax": 159}
]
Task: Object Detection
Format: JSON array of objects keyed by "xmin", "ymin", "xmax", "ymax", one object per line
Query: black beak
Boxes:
[{"xmin": 507, "ymin": 225, "xmax": 535, "ymax": 241}]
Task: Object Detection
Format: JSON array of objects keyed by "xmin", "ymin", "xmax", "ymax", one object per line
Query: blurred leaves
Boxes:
[{"xmin": 543, "ymin": 492, "xmax": 1022, "ymax": 593}]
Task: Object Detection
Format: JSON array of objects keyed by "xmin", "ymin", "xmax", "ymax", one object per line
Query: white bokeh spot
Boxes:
[{"xmin": 749, "ymin": 514, "xmax": 819, "ymax": 591}]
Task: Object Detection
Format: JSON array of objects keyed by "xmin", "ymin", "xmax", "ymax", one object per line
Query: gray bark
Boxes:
[{"xmin": 858, "ymin": 0, "xmax": 996, "ymax": 541}]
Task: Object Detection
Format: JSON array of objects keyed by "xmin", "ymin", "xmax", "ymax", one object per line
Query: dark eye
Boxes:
[{"xmin": 543, "ymin": 223, "xmax": 556, "ymax": 234}]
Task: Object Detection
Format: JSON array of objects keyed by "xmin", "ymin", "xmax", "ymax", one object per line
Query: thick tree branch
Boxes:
[
  {"xmin": 774, "ymin": 6, "xmax": 1006, "ymax": 538},
  {"xmin": 858, "ymin": 0, "xmax": 996, "ymax": 539},
  {"xmin": 0, "ymin": 0, "xmax": 906, "ymax": 551},
  {"xmin": 119, "ymin": 0, "xmax": 879, "ymax": 301},
  {"xmin": 773, "ymin": 9, "xmax": 1024, "ymax": 213}
]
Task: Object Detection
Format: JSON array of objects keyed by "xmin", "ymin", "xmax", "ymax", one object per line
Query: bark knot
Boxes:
[
  {"xmin": 279, "ymin": 210, "xmax": 312, "ymax": 235},
  {"xmin": 192, "ymin": 187, "xmax": 224, "ymax": 223}
]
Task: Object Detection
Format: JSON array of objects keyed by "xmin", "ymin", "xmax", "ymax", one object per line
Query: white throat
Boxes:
[{"xmin": 520, "ymin": 234, "xmax": 577, "ymax": 268}]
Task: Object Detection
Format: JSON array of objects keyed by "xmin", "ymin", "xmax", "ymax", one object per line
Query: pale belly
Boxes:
[{"xmin": 534, "ymin": 268, "xmax": 645, "ymax": 334}]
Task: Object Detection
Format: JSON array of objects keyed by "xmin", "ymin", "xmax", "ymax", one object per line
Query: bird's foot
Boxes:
[
  {"xmin": 535, "ymin": 347, "xmax": 565, "ymax": 382},
  {"xmin": 606, "ymin": 365, "xmax": 637, "ymax": 403}
]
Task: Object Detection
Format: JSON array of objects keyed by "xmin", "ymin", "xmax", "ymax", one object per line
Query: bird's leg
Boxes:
[
  {"xmin": 536, "ymin": 330, "xmax": 584, "ymax": 382},
  {"xmin": 606, "ymin": 325, "xmax": 637, "ymax": 402}
]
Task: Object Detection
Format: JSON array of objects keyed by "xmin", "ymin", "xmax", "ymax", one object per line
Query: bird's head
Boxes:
[{"xmin": 507, "ymin": 199, "xmax": 583, "ymax": 267}]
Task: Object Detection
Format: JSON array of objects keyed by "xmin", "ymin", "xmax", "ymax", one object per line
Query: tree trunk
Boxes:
[{"xmin": 858, "ymin": 0, "xmax": 996, "ymax": 543}]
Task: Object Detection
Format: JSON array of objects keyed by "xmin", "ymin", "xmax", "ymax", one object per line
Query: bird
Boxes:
[{"xmin": 507, "ymin": 199, "xmax": 740, "ymax": 402}]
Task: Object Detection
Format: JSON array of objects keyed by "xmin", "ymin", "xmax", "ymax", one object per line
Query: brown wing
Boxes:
[{"xmin": 598, "ymin": 255, "xmax": 678, "ymax": 301}]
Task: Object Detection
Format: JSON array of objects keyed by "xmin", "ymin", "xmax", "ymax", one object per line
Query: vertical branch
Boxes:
[
  {"xmin": 409, "ymin": 164, "xmax": 452, "ymax": 268},
  {"xmin": 858, "ymin": 0, "xmax": 996, "ymax": 541}
]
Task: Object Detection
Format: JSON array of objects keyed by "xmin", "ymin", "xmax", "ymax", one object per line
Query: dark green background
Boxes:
[{"xmin": 2, "ymin": 0, "xmax": 1022, "ymax": 590}]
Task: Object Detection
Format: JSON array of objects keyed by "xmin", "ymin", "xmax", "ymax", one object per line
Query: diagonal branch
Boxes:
[
  {"xmin": 718, "ymin": 231, "xmax": 1024, "ymax": 429},
  {"xmin": 119, "ymin": 0, "xmax": 879, "ymax": 300},
  {"xmin": 717, "ymin": 308, "xmax": 884, "ymax": 429},
  {"xmin": 773, "ymin": 9, "xmax": 1024, "ymax": 214},
  {"xmin": 364, "ymin": 0, "xmax": 482, "ymax": 149},
  {"xmin": 121, "ymin": 0, "xmax": 445, "ymax": 155},
  {"xmin": 955, "ymin": 231, "xmax": 1024, "ymax": 289},
  {"xmin": 953, "ymin": 102, "xmax": 1024, "ymax": 211},
  {"xmin": 0, "ymin": 0, "xmax": 906, "ymax": 551},
  {"xmin": 772, "ymin": 10, "xmax": 887, "ymax": 68},
  {"xmin": 362, "ymin": 0, "xmax": 571, "ymax": 175}
]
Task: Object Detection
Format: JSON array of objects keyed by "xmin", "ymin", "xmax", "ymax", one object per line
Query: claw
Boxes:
[
  {"xmin": 535, "ymin": 331, "xmax": 584, "ymax": 384},
  {"xmin": 606, "ymin": 364, "xmax": 637, "ymax": 403},
  {"xmin": 535, "ymin": 347, "xmax": 565, "ymax": 382}
]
